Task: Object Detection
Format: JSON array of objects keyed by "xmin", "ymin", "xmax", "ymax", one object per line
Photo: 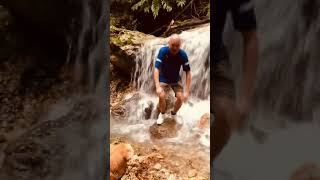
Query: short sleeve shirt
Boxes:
[{"xmin": 155, "ymin": 46, "xmax": 190, "ymax": 83}]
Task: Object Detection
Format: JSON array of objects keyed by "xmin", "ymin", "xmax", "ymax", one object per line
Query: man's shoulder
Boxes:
[
  {"xmin": 178, "ymin": 49, "xmax": 188, "ymax": 60},
  {"xmin": 159, "ymin": 46, "xmax": 170, "ymax": 54}
]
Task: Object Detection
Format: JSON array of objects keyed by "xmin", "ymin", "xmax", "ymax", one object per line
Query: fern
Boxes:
[
  {"xmin": 131, "ymin": 0, "xmax": 148, "ymax": 11},
  {"xmin": 151, "ymin": 0, "xmax": 160, "ymax": 17},
  {"xmin": 176, "ymin": 0, "xmax": 186, "ymax": 7},
  {"xmin": 131, "ymin": 0, "xmax": 187, "ymax": 18},
  {"xmin": 162, "ymin": 0, "xmax": 173, "ymax": 12}
]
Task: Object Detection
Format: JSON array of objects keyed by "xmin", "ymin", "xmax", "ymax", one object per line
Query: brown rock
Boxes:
[
  {"xmin": 188, "ymin": 169, "xmax": 197, "ymax": 178},
  {"xmin": 110, "ymin": 26, "xmax": 155, "ymax": 75},
  {"xmin": 198, "ymin": 113, "xmax": 210, "ymax": 129},
  {"xmin": 149, "ymin": 118, "xmax": 182, "ymax": 139}
]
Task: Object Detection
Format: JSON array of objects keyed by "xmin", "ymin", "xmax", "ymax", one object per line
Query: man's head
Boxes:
[{"xmin": 168, "ymin": 34, "xmax": 181, "ymax": 55}]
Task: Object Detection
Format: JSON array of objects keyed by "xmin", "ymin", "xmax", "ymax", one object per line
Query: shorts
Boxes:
[{"xmin": 160, "ymin": 81, "xmax": 183, "ymax": 95}]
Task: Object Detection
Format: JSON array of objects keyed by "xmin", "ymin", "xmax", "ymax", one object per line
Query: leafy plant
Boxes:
[{"xmin": 131, "ymin": 0, "xmax": 187, "ymax": 18}]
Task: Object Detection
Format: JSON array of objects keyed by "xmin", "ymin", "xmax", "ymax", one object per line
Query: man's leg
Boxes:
[
  {"xmin": 171, "ymin": 82, "xmax": 184, "ymax": 114},
  {"xmin": 211, "ymin": 55, "xmax": 235, "ymax": 162},
  {"xmin": 173, "ymin": 92, "xmax": 183, "ymax": 113},
  {"xmin": 158, "ymin": 89, "xmax": 166, "ymax": 113},
  {"xmin": 211, "ymin": 96, "xmax": 234, "ymax": 161}
]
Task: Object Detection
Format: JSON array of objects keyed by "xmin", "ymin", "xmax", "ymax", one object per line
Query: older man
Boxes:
[{"xmin": 154, "ymin": 34, "xmax": 192, "ymax": 125}]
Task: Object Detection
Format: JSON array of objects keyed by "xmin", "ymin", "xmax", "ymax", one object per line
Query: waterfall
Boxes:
[
  {"xmin": 110, "ymin": 25, "xmax": 210, "ymax": 178},
  {"xmin": 111, "ymin": 25, "xmax": 210, "ymax": 157},
  {"xmin": 51, "ymin": 0, "xmax": 107, "ymax": 179},
  {"xmin": 214, "ymin": 0, "xmax": 320, "ymax": 179},
  {"xmin": 133, "ymin": 24, "xmax": 210, "ymax": 99}
]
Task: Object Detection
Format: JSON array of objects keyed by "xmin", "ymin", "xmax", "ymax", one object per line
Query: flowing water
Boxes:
[
  {"xmin": 110, "ymin": 24, "xmax": 211, "ymax": 177},
  {"xmin": 44, "ymin": 0, "xmax": 107, "ymax": 179},
  {"xmin": 214, "ymin": 0, "xmax": 320, "ymax": 179}
]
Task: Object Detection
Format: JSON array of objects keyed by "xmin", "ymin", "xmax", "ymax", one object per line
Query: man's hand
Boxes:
[{"xmin": 156, "ymin": 86, "xmax": 163, "ymax": 95}]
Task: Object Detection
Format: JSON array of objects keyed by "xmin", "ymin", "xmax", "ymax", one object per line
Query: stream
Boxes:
[{"xmin": 110, "ymin": 24, "xmax": 210, "ymax": 178}]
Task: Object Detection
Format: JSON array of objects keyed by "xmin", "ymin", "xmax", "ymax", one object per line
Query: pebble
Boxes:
[
  {"xmin": 154, "ymin": 163, "xmax": 161, "ymax": 170},
  {"xmin": 188, "ymin": 169, "xmax": 197, "ymax": 178}
]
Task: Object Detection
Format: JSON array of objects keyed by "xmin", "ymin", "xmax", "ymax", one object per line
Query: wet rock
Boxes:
[
  {"xmin": 110, "ymin": 26, "xmax": 155, "ymax": 74},
  {"xmin": 144, "ymin": 101, "xmax": 154, "ymax": 120},
  {"xmin": 154, "ymin": 163, "xmax": 161, "ymax": 170},
  {"xmin": 149, "ymin": 118, "xmax": 182, "ymax": 139},
  {"xmin": 198, "ymin": 113, "xmax": 210, "ymax": 129}
]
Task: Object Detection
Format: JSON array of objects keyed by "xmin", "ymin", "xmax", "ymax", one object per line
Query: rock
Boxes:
[
  {"xmin": 110, "ymin": 26, "xmax": 155, "ymax": 75},
  {"xmin": 144, "ymin": 101, "xmax": 154, "ymax": 120},
  {"xmin": 188, "ymin": 169, "xmax": 197, "ymax": 178},
  {"xmin": 149, "ymin": 118, "xmax": 182, "ymax": 139},
  {"xmin": 154, "ymin": 163, "xmax": 161, "ymax": 170},
  {"xmin": 198, "ymin": 113, "xmax": 210, "ymax": 129}
]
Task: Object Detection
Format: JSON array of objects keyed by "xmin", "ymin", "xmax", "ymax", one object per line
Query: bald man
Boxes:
[{"xmin": 154, "ymin": 34, "xmax": 192, "ymax": 125}]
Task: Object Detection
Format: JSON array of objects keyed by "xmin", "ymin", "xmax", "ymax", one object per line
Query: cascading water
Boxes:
[
  {"xmin": 110, "ymin": 24, "xmax": 210, "ymax": 177},
  {"xmin": 214, "ymin": 0, "xmax": 320, "ymax": 179},
  {"xmin": 133, "ymin": 24, "xmax": 210, "ymax": 99}
]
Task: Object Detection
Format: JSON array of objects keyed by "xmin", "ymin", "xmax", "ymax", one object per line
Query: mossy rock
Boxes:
[{"xmin": 110, "ymin": 26, "xmax": 155, "ymax": 75}]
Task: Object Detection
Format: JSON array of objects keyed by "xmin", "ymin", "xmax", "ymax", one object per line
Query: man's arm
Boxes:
[
  {"xmin": 181, "ymin": 51, "xmax": 191, "ymax": 101},
  {"xmin": 154, "ymin": 47, "xmax": 166, "ymax": 94},
  {"xmin": 185, "ymin": 71, "xmax": 192, "ymax": 95},
  {"xmin": 229, "ymin": 0, "xmax": 258, "ymax": 131},
  {"xmin": 154, "ymin": 68, "xmax": 161, "ymax": 90}
]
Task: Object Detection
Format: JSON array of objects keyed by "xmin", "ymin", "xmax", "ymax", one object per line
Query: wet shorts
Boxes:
[{"xmin": 160, "ymin": 81, "xmax": 183, "ymax": 95}]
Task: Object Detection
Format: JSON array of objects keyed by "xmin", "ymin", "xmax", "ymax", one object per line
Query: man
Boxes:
[
  {"xmin": 212, "ymin": 0, "xmax": 259, "ymax": 162},
  {"xmin": 154, "ymin": 34, "xmax": 192, "ymax": 125}
]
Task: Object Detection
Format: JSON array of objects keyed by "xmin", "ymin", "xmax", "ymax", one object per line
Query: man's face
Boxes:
[{"xmin": 168, "ymin": 38, "xmax": 181, "ymax": 55}]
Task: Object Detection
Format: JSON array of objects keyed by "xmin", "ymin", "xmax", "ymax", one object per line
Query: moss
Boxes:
[
  {"xmin": 110, "ymin": 36, "xmax": 126, "ymax": 47},
  {"xmin": 110, "ymin": 27, "xmax": 138, "ymax": 47}
]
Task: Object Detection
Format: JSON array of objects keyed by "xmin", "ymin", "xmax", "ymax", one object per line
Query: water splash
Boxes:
[
  {"xmin": 133, "ymin": 24, "xmax": 210, "ymax": 99},
  {"xmin": 111, "ymin": 24, "xmax": 211, "ymax": 176},
  {"xmin": 118, "ymin": 24, "xmax": 210, "ymax": 142}
]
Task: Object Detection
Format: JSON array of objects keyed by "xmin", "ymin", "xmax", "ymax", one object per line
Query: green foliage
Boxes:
[
  {"xmin": 204, "ymin": 2, "xmax": 210, "ymax": 16},
  {"xmin": 131, "ymin": 0, "xmax": 186, "ymax": 18}
]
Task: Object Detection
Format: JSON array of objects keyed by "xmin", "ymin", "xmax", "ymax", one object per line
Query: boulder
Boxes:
[
  {"xmin": 149, "ymin": 118, "xmax": 182, "ymax": 139},
  {"xmin": 198, "ymin": 113, "xmax": 210, "ymax": 129},
  {"xmin": 110, "ymin": 26, "xmax": 155, "ymax": 75},
  {"xmin": 144, "ymin": 101, "xmax": 154, "ymax": 120}
]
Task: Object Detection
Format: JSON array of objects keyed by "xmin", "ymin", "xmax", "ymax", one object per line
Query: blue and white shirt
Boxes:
[{"xmin": 155, "ymin": 46, "xmax": 191, "ymax": 83}]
